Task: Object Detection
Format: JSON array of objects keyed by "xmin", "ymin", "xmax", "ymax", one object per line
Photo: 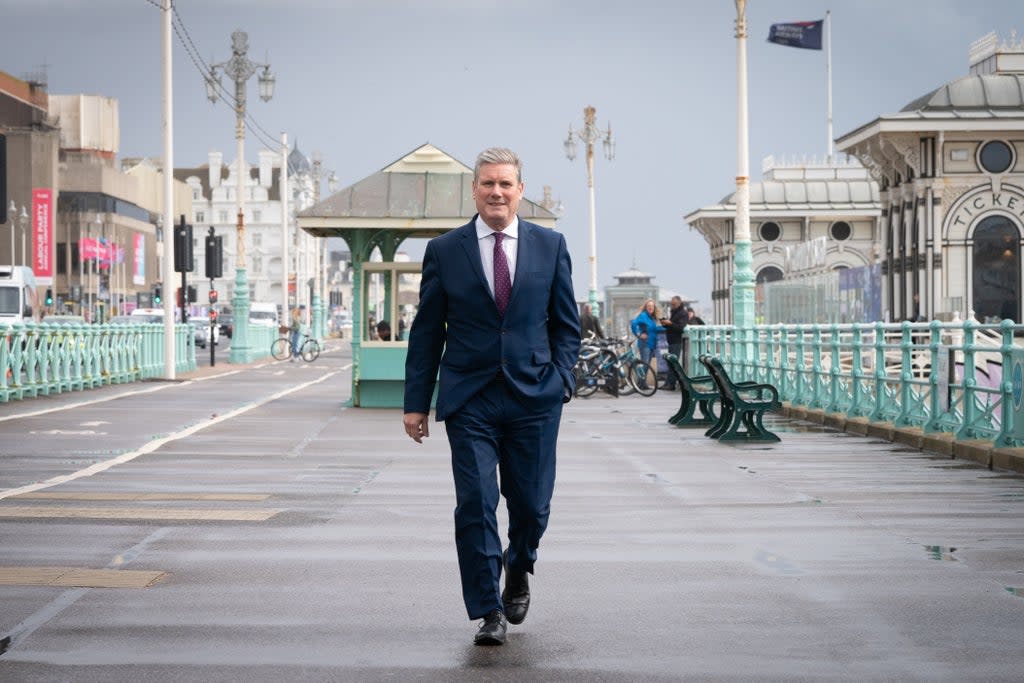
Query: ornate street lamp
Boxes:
[
  {"xmin": 732, "ymin": 0, "xmax": 755, "ymax": 328},
  {"xmin": 565, "ymin": 106, "xmax": 614, "ymax": 318},
  {"xmin": 206, "ymin": 30, "xmax": 275, "ymax": 363}
]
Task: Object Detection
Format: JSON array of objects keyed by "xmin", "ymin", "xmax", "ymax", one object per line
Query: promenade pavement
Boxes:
[{"xmin": 1, "ymin": 342, "xmax": 1023, "ymax": 681}]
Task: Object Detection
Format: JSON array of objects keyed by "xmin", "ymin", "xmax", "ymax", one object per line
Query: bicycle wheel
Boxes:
[
  {"xmin": 300, "ymin": 338, "xmax": 321, "ymax": 362},
  {"xmin": 271, "ymin": 337, "xmax": 291, "ymax": 361},
  {"xmin": 629, "ymin": 359, "xmax": 658, "ymax": 396}
]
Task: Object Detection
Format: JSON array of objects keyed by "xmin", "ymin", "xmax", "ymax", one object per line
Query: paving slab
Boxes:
[{"xmin": 0, "ymin": 349, "xmax": 1023, "ymax": 681}]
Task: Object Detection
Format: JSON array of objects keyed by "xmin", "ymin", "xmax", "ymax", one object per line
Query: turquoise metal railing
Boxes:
[
  {"xmin": 689, "ymin": 319, "xmax": 1024, "ymax": 448},
  {"xmin": 1, "ymin": 321, "xmax": 197, "ymax": 404}
]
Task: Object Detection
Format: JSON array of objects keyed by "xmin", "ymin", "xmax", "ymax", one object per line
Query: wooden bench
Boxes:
[
  {"xmin": 663, "ymin": 353, "xmax": 719, "ymax": 427},
  {"xmin": 699, "ymin": 355, "xmax": 781, "ymax": 442}
]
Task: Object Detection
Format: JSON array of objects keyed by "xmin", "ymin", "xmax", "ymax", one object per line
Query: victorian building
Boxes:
[
  {"xmin": 174, "ymin": 141, "xmax": 323, "ymax": 312},
  {"xmin": 686, "ymin": 157, "xmax": 881, "ymax": 325},
  {"xmin": 837, "ymin": 33, "xmax": 1024, "ymax": 323}
]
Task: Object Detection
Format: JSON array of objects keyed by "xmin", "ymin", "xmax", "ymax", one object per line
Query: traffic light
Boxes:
[
  {"xmin": 45, "ymin": 288, "xmax": 53, "ymax": 306},
  {"xmin": 153, "ymin": 285, "xmax": 162, "ymax": 305},
  {"xmin": 173, "ymin": 215, "xmax": 194, "ymax": 273},
  {"xmin": 205, "ymin": 228, "xmax": 223, "ymax": 279},
  {"xmin": 208, "ymin": 289, "xmax": 218, "ymax": 304},
  {"xmin": 187, "ymin": 285, "xmax": 197, "ymax": 303}
]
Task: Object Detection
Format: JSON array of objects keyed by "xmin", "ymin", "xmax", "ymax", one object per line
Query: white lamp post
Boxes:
[
  {"xmin": 8, "ymin": 201, "xmax": 28, "ymax": 267},
  {"xmin": 207, "ymin": 30, "xmax": 275, "ymax": 363},
  {"xmin": 564, "ymin": 105, "xmax": 614, "ymax": 318},
  {"xmin": 18, "ymin": 205, "xmax": 28, "ymax": 268},
  {"xmin": 732, "ymin": 0, "xmax": 755, "ymax": 328},
  {"xmin": 6, "ymin": 201, "xmax": 14, "ymax": 265}
]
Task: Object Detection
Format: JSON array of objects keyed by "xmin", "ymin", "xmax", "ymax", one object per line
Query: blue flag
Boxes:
[{"xmin": 767, "ymin": 20, "xmax": 824, "ymax": 50}]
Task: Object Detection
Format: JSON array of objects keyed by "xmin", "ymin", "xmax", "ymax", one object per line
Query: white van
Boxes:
[
  {"xmin": 0, "ymin": 265, "xmax": 39, "ymax": 323},
  {"xmin": 249, "ymin": 302, "xmax": 279, "ymax": 328}
]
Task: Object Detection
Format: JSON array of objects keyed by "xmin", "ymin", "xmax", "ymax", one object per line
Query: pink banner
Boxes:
[
  {"xmin": 32, "ymin": 188, "xmax": 54, "ymax": 280},
  {"xmin": 80, "ymin": 237, "xmax": 123, "ymax": 269}
]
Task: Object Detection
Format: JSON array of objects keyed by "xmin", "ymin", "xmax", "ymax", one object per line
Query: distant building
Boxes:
[
  {"xmin": 686, "ymin": 157, "xmax": 881, "ymax": 325},
  {"xmin": 2, "ymin": 73, "xmax": 190, "ymax": 319},
  {"xmin": 174, "ymin": 141, "xmax": 321, "ymax": 310},
  {"xmin": 837, "ymin": 32, "xmax": 1024, "ymax": 323}
]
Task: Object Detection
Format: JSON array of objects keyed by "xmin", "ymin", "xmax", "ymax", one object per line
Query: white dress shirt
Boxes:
[{"xmin": 475, "ymin": 215, "xmax": 518, "ymax": 297}]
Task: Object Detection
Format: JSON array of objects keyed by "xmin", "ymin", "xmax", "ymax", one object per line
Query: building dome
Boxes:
[
  {"xmin": 288, "ymin": 141, "xmax": 312, "ymax": 175},
  {"xmin": 614, "ymin": 267, "xmax": 653, "ymax": 285},
  {"xmin": 900, "ymin": 73, "xmax": 1024, "ymax": 112}
]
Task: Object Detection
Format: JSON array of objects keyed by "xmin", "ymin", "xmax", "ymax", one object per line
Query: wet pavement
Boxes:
[{"xmin": 1, "ymin": 345, "xmax": 1023, "ymax": 681}]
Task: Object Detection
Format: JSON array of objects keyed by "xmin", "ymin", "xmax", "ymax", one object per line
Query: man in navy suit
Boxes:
[{"xmin": 403, "ymin": 147, "xmax": 580, "ymax": 645}]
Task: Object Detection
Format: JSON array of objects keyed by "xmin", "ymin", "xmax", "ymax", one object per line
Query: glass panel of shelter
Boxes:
[{"xmin": 361, "ymin": 261, "xmax": 421, "ymax": 344}]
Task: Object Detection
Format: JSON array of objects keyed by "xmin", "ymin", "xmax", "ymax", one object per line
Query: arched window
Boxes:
[
  {"xmin": 756, "ymin": 266, "xmax": 784, "ymax": 284},
  {"xmin": 972, "ymin": 215, "xmax": 1021, "ymax": 322}
]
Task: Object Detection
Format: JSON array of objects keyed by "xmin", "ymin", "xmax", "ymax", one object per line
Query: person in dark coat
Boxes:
[
  {"xmin": 579, "ymin": 303, "xmax": 604, "ymax": 340},
  {"xmin": 659, "ymin": 296, "xmax": 687, "ymax": 389},
  {"xmin": 403, "ymin": 147, "xmax": 580, "ymax": 646}
]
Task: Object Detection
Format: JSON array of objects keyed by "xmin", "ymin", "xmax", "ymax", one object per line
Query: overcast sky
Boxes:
[{"xmin": 2, "ymin": 0, "xmax": 1021, "ymax": 316}]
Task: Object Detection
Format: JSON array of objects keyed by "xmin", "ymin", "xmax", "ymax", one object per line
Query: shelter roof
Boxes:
[{"xmin": 297, "ymin": 143, "xmax": 557, "ymax": 237}]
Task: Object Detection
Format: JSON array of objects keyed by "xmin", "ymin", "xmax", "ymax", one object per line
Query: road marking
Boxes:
[
  {"xmin": 0, "ymin": 505, "xmax": 282, "ymax": 521},
  {"xmin": 29, "ymin": 429, "xmax": 107, "ymax": 436},
  {"xmin": 9, "ymin": 492, "xmax": 270, "ymax": 502},
  {"xmin": 0, "ymin": 566, "xmax": 167, "ymax": 588},
  {"xmin": 0, "ymin": 368, "xmax": 345, "ymax": 500},
  {"xmin": 79, "ymin": 420, "xmax": 110, "ymax": 427}
]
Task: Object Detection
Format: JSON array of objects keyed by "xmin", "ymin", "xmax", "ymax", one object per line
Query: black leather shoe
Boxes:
[
  {"xmin": 501, "ymin": 550, "xmax": 531, "ymax": 625},
  {"xmin": 474, "ymin": 609, "xmax": 507, "ymax": 645}
]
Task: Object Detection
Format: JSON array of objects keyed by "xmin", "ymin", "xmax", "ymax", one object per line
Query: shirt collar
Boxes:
[{"xmin": 475, "ymin": 215, "xmax": 519, "ymax": 241}]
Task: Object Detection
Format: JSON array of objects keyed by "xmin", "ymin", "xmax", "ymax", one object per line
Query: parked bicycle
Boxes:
[
  {"xmin": 573, "ymin": 336, "xmax": 658, "ymax": 397},
  {"xmin": 271, "ymin": 332, "xmax": 321, "ymax": 362}
]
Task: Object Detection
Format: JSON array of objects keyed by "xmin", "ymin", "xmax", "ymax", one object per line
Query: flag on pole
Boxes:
[{"xmin": 767, "ymin": 20, "xmax": 824, "ymax": 50}]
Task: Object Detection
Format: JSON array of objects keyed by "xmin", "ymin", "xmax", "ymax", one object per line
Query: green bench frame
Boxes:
[
  {"xmin": 663, "ymin": 353, "xmax": 719, "ymax": 427},
  {"xmin": 699, "ymin": 355, "xmax": 781, "ymax": 442}
]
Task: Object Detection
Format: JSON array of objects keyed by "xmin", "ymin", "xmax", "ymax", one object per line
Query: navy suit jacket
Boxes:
[{"xmin": 404, "ymin": 217, "xmax": 581, "ymax": 421}]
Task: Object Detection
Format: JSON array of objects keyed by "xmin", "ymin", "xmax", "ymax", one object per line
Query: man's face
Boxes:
[
  {"xmin": 671, "ymin": 298, "xmax": 682, "ymax": 310},
  {"xmin": 473, "ymin": 163, "xmax": 523, "ymax": 230}
]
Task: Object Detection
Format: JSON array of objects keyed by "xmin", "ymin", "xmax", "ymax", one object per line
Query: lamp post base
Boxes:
[{"xmin": 229, "ymin": 267, "xmax": 251, "ymax": 364}]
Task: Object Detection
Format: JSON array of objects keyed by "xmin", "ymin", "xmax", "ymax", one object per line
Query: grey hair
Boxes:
[{"xmin": 474, "ymin": 147, "xmax": 522, "ymax": 182}]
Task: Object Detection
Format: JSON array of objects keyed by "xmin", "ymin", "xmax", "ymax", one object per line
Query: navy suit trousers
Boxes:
[{"xmin": 444, "ymin": 377, "xmax": 562, "ymax": 620}]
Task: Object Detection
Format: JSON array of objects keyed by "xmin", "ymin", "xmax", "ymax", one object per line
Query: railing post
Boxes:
[
  {"xmin": 809, "ymin": 325, "xmax": 824, "ymax": 409},
  {"xmin": 869, "ymin": 322, "xmax": 887, "ymax": 423},
  {"xmin": 778, "ymin": 324, "xmax": 790, "ymax": 400},
  {"xmin": 924, "ymin": 320, "xmax": 947, "ymax": 433},
  {"xmin": 849, "ymin": 323, "xmax": 866, "ymax": 416},
  {"xmin": 956, "ymin": 319, "xmax": 978, "ymax": 441},
  {"xmin": 995, "ymin": 319, "xmax": 1017, "ymax": 448},
  {"xmin": 827, "ymin": 323, "xmax": 841, "ymax": 412},
  {"xmin": 894, "ymin": 322, "xmax": 915, "ymax": 426}
]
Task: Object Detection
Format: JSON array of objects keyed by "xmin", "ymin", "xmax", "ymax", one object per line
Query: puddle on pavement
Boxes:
[
  {"xmin": 889, "ymin": 447, "xmax": 921, "ymax": 453},
  {"xmin": 924, "ymin": 545, "xmax": 958, "ymax": 561},
  {"xmin": 762, "ymin": 421, "xmax": 833, "ymax": 434}
]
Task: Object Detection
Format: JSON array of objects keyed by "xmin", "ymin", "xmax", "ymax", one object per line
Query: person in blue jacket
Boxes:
[{"xmin": 630, "ymin": 298, "xmax": 660, "ymax": 365}]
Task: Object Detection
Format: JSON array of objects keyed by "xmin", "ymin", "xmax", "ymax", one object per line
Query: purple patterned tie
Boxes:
[{"xmin": 493, "ymin": 232, "xmax": 512, "ymax": 316}]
